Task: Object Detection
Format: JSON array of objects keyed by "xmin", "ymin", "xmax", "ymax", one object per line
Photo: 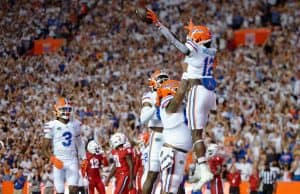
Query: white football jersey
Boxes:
[
  {"xmin": 159, "ymin": 96, "xmax": 187, "ymax": 129},
  {"xmin": 184, "ymin": 40, "xmax": 217, "ymax": 79},
  {"xmin": 141, "ymin": 91, "xmax": 163, "ymax": 128},
  {"xmin": 159, "ymin": 95, "xmax": 192, "ymax": 151},
  {"xmin": 141, "ymin": 145, "xmax": 149, "ymax": 172},
  {"xmin": 44, "ymin": 119, "xmax": 81, "ymax": 160}
]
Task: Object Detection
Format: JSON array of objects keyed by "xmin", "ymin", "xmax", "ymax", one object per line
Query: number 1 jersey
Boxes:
[
  {"xmin": 111, "ymin": 147, "xmax": 132, "ymax": 174},
  {"xmin": 44, "ymin": 119, "xmax": 81, "ymax": 160}
]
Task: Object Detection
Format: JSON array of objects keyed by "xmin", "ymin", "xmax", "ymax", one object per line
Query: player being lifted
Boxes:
[
  {"xmin": 42, "ymin": 98, "xmax": 86, "ymax": 194},
  {"xmin": 156, "ymin": 79, "xmax": 192, "ymax": 194},
  {"xmin": 140, "ymin": 70, "xmax": 169, "ymax": 194},
  {"xmin": 145, "ymin": 9, "xmax": 217, "ymax": 191}
]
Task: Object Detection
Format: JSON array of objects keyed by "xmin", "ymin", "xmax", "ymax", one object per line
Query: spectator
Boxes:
[
  {"xmin": 290, "ymin": 154, "xmax": 300, "ymax": 181},
  {"xmin": 30, "ymin": 170, "xmax": 41, "ymax": 194},
  {"xmin": 41, "ymin": 167, "xmax": 54, "ymax": 194},
  {"xmin": 260, "ymin": 162, "xmax": 277, "ymax": 194},
  {"xmin": 270, "ymin": 161, "xmax": 281, "ymax": 179},
  {"xmin": 279, "ymin": 147, "xmax": 293, "ymax": 167},
  {"xmin": 235, "ymin": 156, "xmax": 252, "ymax": 181},
  {"xmin": 281, "ymin": 164, "xmax": 292, "ymax": 182},
  {"xmin": 11, "ymin": 168, "xmax": 26, "ymax": 194},
  {"xmin": 249, "ymin": 168, "xmax": 260, "ymax": 194},
  {"xmin": 227, "ymin": 165, "xmax": 241, "ymax": 194}
]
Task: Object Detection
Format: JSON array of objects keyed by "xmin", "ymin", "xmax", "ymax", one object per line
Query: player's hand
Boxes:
[
  {"xmin": 50, "ymin": 155, "xmax": 64, "ymax": 169},
  {"xmin": 181, "ymin": 62, "xmax": 188, "ymax": 72},
  {"xmin": 80, "ymin": 159, "xmax": 88, "ymax": 176},
  {"xmin": 104, "ymin": 178, "xmax": 110, "ymax": 186},
  {"xmin": 146, "ymin": 9, "xmax": 160, "ymax": 26}
]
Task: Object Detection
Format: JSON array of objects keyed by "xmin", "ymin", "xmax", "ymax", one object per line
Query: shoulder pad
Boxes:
[
  {"xmin": 142, "ymin": 92, "xmax": 154, "ymax": 105},
  {"xmin": 160, "ymin": 95, "xmax": 174, "ymax": 108}
]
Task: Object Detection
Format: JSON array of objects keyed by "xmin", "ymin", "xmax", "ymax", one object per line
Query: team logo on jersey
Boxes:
[
  {"xmin": 179, "ymin": 160, "xmax": 184, "ymax": 165},
  {"xmin": 155, "ymin": 137, "xmax": 161, "ymax": 142},
  {"xmin": 57, "ymin": 127, "xmax": 62, "ymax": 131}
]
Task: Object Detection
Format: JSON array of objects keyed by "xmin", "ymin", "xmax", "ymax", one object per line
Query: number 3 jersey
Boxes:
[
  {"xmin": 184, "ymin": 40, "xmax": 217, "ymax": 79},
  {"xmin": 44, "ymin": 119, "xmax": 81, "ymax": 160}
]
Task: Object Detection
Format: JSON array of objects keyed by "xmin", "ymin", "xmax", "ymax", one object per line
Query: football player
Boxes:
[
  {"xmin": 146, "ymin": 9, "xmax": 217, "ymax": 191},
  {"xmin": 156, "ymin": 79, "xmax": 191, "ymax": 194},
  {"xmin": 140, "ymin": 70, "xmax": 169, "ymax": 194},
  {"xmin": 42, "ymin": 97, "xmax": 86, "ymax": 194},
  {"xmin": 105, "ymin": 133, "xmax": 134, "ymax": 194},
  {"xmin": 136, "ymin": 132, "xmax": 150, "ymax": 194},
  {"xmin": 206, "ymin": 144, "xmax": 225, "ymax": 194},
  {"xmin": 81, "ymin": 140, "xmax": 108, "ymax": 194}
]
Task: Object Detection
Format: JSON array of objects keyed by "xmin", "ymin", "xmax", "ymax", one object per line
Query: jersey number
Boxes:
[
  {"xmin": 90, "ymin": 158, "xmax": 100, "ymax": 169},
  {"xmin": 62, "ymin": 132, "xmax": 72, "ymax": 147},
  {"xmin": 142, "ymin": 152, "xmax": 148, "ymax": 163},
  {"xmin": 113, "ymin": 155, "xmax": 121, "ymax": 167},
  {"xmin": 202, "ymin": 57, "xmax": 214, "ymax": 76}
]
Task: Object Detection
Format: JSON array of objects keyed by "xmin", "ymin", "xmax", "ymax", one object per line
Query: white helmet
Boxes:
[
  {"xmin": 110, "ymin": 133, "xmax": 125, "ymax": 149},
  {"xmin": 87, "ymin": 140, "xmax": 103, "ymax": 155},
  {"xmin": 206, "ymin": 144, "xmax": 219, "ymax": 158},
  {"xmin": 124, "ymin": 140, "xmax": 131, "ymax": 148}
]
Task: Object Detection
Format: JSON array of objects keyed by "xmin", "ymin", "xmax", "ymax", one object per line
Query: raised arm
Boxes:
[
  {"xmin": 146, "ymin": 9, "xmax": 190, "ymax": 55},
  {"xmin": 165, "ymin": 79, "xmax": 189, "ymax": 113},
  {"xmin": 140, "ymin": 102, "xmax": 156, "ymax": 124}
]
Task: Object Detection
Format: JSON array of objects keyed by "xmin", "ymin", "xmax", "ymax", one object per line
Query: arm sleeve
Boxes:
[
  {"xmin": 140, "ymin": 105, "xmax": 156, "ymax": 124},
  {"xmin": 157, "ymin": 23, "xmax": 190, "ymax": 55}
]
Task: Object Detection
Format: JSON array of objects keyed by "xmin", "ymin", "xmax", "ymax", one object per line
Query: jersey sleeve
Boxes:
[
  {"xmin": 185, "ymin": 40, "xmax": 198, "ymax": 56},
  {"xmin": 43, "ymin": 121, "xmax": 54, "ymax": 139},
  {"xmin": 142, "ymin": 92, "xmax": 153, "ymax": 105},
  {"xmin": 160, "ymin": 95, "xmax": 174, "ymax": 109}
]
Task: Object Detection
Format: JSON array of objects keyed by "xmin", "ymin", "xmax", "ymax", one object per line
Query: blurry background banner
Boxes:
[
  {"xmin": 234, "ymin": 28, "xmax": 271, "ymax": 46},
  {"xmin": 33, "ymin": 38, "xmax": 65, "ymax": 55}
]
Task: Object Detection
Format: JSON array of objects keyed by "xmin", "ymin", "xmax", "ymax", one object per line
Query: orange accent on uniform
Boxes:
[{"xmin": 50, "ymin": 155, "xmax": 64, "ymax": 169}]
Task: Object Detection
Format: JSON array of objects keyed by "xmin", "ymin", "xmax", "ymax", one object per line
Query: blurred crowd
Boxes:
[{"xmin": 0, "ymin": 0, "xmax": 299, "ymax": 192}]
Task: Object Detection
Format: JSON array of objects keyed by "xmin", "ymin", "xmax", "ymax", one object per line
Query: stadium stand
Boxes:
[{"xmin": 0, "ymin": 0, "xmax": 299, "ymax": 193}]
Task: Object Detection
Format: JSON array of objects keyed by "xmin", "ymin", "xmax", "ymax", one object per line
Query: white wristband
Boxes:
[{"xmin": 181, "ymin": 72, "xmax": 189, "ymax": 80}]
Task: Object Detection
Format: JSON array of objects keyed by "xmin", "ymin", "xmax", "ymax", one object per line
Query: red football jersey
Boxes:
[
  {"xmin": 208, "ymin": 155, "xmax": 225, "ymax": 194},
  {"xmin": 133, "ymin": 149, "xmax": 142, "ymax": 175},
  {"xmin": 227, "ymin": 172, "xmax": 241, "ymax": 187},
  {"xmin": 111, "ymin": 147, "xmax": 132, "ymax": 174},
  {"xmin": 208, "ymin": 155, "xmax": 224, "ymax": 176},
  {"xmin": 249, "ymin": 173, "xmax": 259, "ymax": 191},
  {"xmin": 86, "ymin": 152, "xmax": 108, "ymax": 181}
]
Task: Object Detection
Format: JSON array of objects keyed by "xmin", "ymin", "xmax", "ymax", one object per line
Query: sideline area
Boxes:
[{"xmin": 2, "ymin": 181, "xmax": 300, "ymax": 194}]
